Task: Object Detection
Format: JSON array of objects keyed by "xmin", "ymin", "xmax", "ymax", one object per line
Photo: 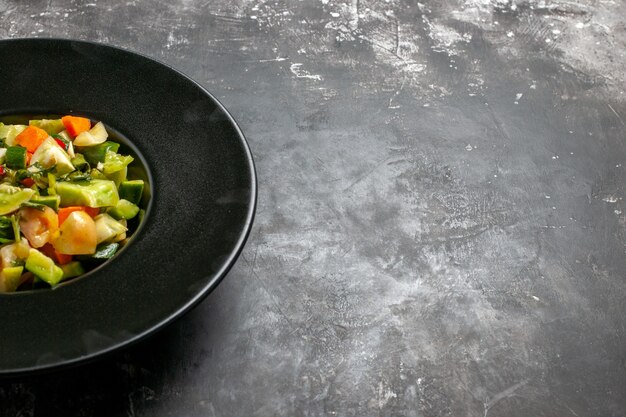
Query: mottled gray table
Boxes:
[{"xmin": 2, "ymin": 0, "xmax": 626, "ymax": 416}]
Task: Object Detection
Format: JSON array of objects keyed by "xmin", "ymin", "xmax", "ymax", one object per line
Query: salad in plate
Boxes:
[{"xmin": 0, "ymin": 115, "xmax": 146, "ymax": 292}]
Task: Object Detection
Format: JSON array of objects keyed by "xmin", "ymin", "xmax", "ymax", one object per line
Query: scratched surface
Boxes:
[{"xmin": 2, "ymin": 0, "xmax": 626, "ymax": 416}]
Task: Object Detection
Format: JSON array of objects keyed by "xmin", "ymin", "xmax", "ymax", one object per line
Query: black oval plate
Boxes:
[{"xmin": 0, "ymin": 38, "xmax": 256, "ymax": 375}]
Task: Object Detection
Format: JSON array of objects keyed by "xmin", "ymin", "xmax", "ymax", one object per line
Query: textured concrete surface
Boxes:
[{"xmin": 2, "ymin": 0, "xmax": 626, "ymax": 416}]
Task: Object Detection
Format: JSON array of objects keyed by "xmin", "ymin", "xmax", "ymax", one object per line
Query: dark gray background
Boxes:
[{"xmin": 2, "ymin": 0, "xmax": 626, "ymax": 416}]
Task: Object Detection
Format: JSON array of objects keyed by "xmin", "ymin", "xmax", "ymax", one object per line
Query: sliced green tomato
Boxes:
[
  {"xmin": 0, "ymin": 266, "xmax": 24, "ymax": 292},
  {"xmin": 56, "ymin": 179, "xmax": 119, "ymax": 208},
  {"xmin": 107, "ymin": 199, "xmax": 139, "ymax": 220},
  {"xmin": 94, "ymin": 213, "xmax": 127, "ymax": 244},
  {"xmin": 102, "ymin": 151, "xmax": 133, "ymax": 174},
  {"xmin": 25, "ymin": 248, "xmax": 64, "ymax": 286},
  {"xmin": 60, "ymin": 261, "xmax": 85, "ymax": 280},
  {"xmin": 105, "ymin": 165, "xmax": 127, "ymax": 187},
  {"xmin": 0, "ymin": 184, "xmax": 36, "ymax": 215},
  {"xmin": 73, "ymin": 122, "xmax": 108, "ymax": 146},
  {"xmin": 76, "ymin": 141, "xmax": 120, "ymax": 165},
  {"xmin": 30, "ymin": 137, "xmax": 75, "ymax": 175},
  {"xmin": 89, "ymin": 168, "xmax": 107, "ymax": 180},
  {"xmin": 0, "ymin": 124, "xmax": 27, "ymax": 146},
  {"xmin": 29, "ymin": 119, "xmax": 65, "ymax": 135}
]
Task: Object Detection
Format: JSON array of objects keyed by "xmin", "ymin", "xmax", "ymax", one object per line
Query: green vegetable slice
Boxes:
[
  {"xmin": 0, "ymin": 216, "xmax": 15, "ymax": 243},
  {"xmin": 0, "ymin": 124, "xmax": 27, "ymax": 145},
  {"xmin": 71, "ymin": 153, "xmax": 89, "ymax": 171},
  {"xmin": 0, "ymin": 266, "xmax": 24, "ymax": 292},
  {"xmin": 29, "ymin": 119, "xmax": 65, "ymax": 135},
  {"xmin": 27, "ymin": 195, "xmax": 61, "ymax": 211},
  {"xmin": 0, "ymin": 184, "xmax": 36, "ymax": 215},
  {"xmin": 56, "ymin": 179, "xmax": 119, "ymax": 208},
  {"xmin": 118, "ymin": 180, "xmax": 144, "ymax": 205},
  {"xmin": 102, "ymin": 151, "xmax": 133, "ymax": 174},
  {"xmin": 25, "ymin": 249, "xmax": 63, "ymax": 286},
  {"xmin": 107, "ymin": 199, "xmax": 139, "ymax": 220},
  {"xmin": 76, "ymin": 141, "xmax": 120, "ymax": 165},
  {"xmin": 60, "ymin": 261, "xmax": 85, "ymax": 280},
  {"xmin": 30, "ymin": 137, "xmax": 75, "ymax": 175},
  {"xmin": 94, "ymin": 213, "xmax": 127, "ymax": 244},
  {"xmin": 6, "ymin": 146, "xmax": 27, "ymax": 169}
]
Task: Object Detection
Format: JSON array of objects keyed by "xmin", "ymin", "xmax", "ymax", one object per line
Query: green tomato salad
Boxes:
[{"xmin": 0, "ymin": 115, "xmax": 147, "ymax": 292}]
